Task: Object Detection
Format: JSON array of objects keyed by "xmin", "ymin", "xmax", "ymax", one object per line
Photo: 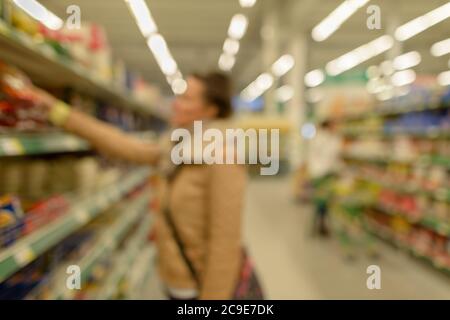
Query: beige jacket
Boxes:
[
  {"xmin": 156, "ymin": 121, "xmax": 247, "ymax": 299},
  {"xmin": 63, "ymin": 113, "xmax": 247, "ymax": 299},
  {"xmin": 156, "ymin": 162, "xmax": 246, "ymax": 299}
]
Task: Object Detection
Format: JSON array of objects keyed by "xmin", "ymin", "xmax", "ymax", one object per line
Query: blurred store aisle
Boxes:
[{"xmin": 244, "ymin": 177, "xmax": 450, "ymax": 300}]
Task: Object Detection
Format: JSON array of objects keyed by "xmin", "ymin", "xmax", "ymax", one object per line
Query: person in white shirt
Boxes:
[{"xmin": 307, "ymin": 120, "xmax": 342, "ymax": 236}]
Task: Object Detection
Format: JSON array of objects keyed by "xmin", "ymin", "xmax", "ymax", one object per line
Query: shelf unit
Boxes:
[
  {"xmin": 372, "ymin": 204, "xmax": 450, "ymax": 237},
  {"xmin": 358, "ymin": 176, "xmax": 450, "ymax": 203},
  {"xmin": 0, "ymin": 167, "xmax": 151, "ymax": 283},
  {"xmin": 0, "ymin": 12, "xmax": 161, "ymax": 300},
  {"xmin": 342, "ymin": 153, "xmax": 450, "ymax": 169},
  {"xmin": 122, "ymin": 244, "xmax": 156, "ymax": 300},
  {"xmin": 329, "ymin": 93, "xmax": 450, "ymax": 275},
  {"xmin": 94, "ymin": 243, "xmax": 156, "ymax": 300},
  {"xmin": 0, "ymin": 20, "xmax": 164, "ymax": 119},
  {"xmin": 48, "ymin": 200, "xmax": 153, "ymax": 300},
  {"xmin": 331, "ymin": 102, "xmax": 449, "ymax": 123},
  {"xmin": 0, "ymin": 132, "xmax": 89, "ymax": 156},
  {"xmin": 366, "ymin": 224, "xmax": 450, "ymax": 276},
  {"xmin": 0, "ymin": 131, "xmax": 156, "ymax": 157},
  {"xmin": 334, "ymin": 199, "xmax": 450, "ymax": 274},
  {"xmin": 341, "ymin": 128, "xmax": 450, "ymax": 139}
]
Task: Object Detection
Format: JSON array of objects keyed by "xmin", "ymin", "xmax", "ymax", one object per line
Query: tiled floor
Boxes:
[
  {"xmin": 143, "ymin": 176, "xmax": 450, "ymax": 299},
  {"xmin": 244, "ymin": 176, "xmax": 450, "ymax": 299}
]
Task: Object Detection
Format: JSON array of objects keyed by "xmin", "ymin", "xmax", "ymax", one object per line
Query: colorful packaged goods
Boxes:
[
  {"xmin": 0, "ymin": 62, "xmax": 49, "ymax": 132},
  {"xmin": 0, "ymin": 194, "xmax": 24, "ymax": 247}
]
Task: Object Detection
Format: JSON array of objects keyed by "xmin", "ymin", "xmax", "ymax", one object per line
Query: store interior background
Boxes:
[{"xmin": 0, "ymin": 0, "xmax": 450, "ymax": 299}]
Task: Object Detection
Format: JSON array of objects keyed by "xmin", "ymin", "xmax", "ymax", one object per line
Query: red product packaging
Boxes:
[{"xmin": 23, "ymin": 196, "xmax": 70, "ymax": 235}]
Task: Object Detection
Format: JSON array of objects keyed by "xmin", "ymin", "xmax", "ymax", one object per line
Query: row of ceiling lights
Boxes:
[
  {"xmin": 125, "ymin": 0, "xmax": 186, "ymax": 95},
  {"xmin": 11, "ymin": 0, "xmax": 450, "ymax": 97},
  {"xmin": 303, "ymin": 1, "xmax": 450, "ymax": 102},
  {"xmin": 12, "ymin": 0, "xmax": 63, "ymax": 30},
  {"xmin": 217, "ymin": 0, "xmax": 257, "ymax": 72},
  {"xmin": 240, "ymin": 1, "xmax": 450, "ymax": 104},
  {"xmin": 239, "ymin": 0, "xmax": 376, "ymax": 103},
  {"xmin": 431, "ymin": 37, "xmax": 450, "ymax": 86},
  {"xmin": 11, "ymin": 0, "xmax": 188, "ymax": 95},
  {"xmin": 241, "ymin": 54, "xmax": 295, "ymax": 102}
]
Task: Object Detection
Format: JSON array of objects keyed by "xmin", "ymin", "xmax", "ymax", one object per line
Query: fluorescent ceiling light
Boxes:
[
  {"xmin": 431, "ymin": 38, "xmax": 450, "ymax": 57},
  {"xmin": 366, "ymin": 78, "xmax": 385, "ymax": 94},
  {"xmin": 126, "ymin": 1, "xmax": 182, "ymax": 89},
  {"xmin": 256, "ymin": 73, "xmax": 274, "ymax": 91},
  {"xmin": 241, "ymin": 84, "xmax": 259, "ymax": 101},
  {"xmin": 228, "ymin": 14, "xmax": 248, "ymax": 40},
  {"xmin": 276, "ymin": 85, "xmax": 294, "ymax": 103},
  {"xmin": 377, "ymin": 88, "xmax": 394, "ymax": 101},
  {"xmin": 391, "ymin": 69, "xmax": 416, "ymax": 87},
  {"xmin": 166, "ymin": 71, "xmax": 182, "ymax": 85},
  {"xmin": 366, "ymin": 65, "xmax": 381, "ymax": 79},
  {"xmin": 380, "ymin": 60, "xmax": 394, "ymax": 75},
  {"xmin": 147, "ymin": 33, "xmax": 168, "ymax": 56},
  {"xmin": 304, "ymin": 69, "xmax": 325, "ymax": 87},
  {"xmin": 125, "ymin": 0, "xmax": 158, "ymax": 37},
  {"xmin": 223, "ymin": 38, "xmax": 240, "ymax": 55},
  {"xmin": 172, "ymin": 78, "xmax": 187, "ymax": 95},
  {"xmin": 312, "ymin": 0, "xmax": 370, "ymax": 42},
  {"xmin": 393, "ymin": 51, "xmax": 421, "ymax": 70},
  {"xmin": 159, "ymin": 57, "xmax": 178, "ymax": 76},
  {"xmin": 438, "ymin": 70, "xmax": 450, "ymax": 86},
  {"xmin": 239, "ymin": 0, "xmax": 257, "ymax": 8},
  {"xmin": 220, "ymin": 15, "xmax": 248, "ymax": 71},
  {"xmin": 241, "ymin": 73, "xmax": 274, "ymax": 101},
  {"xmin": 147, "ymin": 34, "xmax": 178, "ymax": 76},
  {"xmin": 326, "ymin": 35, "xmax": 394, "ymax": 76},
  {"xmin": 241, "ymin": 82, "xmax": 262, "ymax": 102},
  {"xmin": 395, "ymin": 2, "xmax": 450, "ymax": 41},
  {"xmin": 271, "ymin": 54, "xmax": 295, "ymax": 77},
  {"xmin": 13, "ymin": 0, "xmax": 63, "ymax": 30},
  {"xmin": 218, "ymin": 53, "xmax": 236, "ymax": 71}
]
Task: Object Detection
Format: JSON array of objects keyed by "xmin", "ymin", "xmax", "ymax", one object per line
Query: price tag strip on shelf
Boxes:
[
  {"xmin": 13, "ymin": 247, "xmax": 35, "ymax": 267},
  {"xmin": 74, "ymin": 209, "xmax": 90, "ymax": 224},
  {"xmin": 0, "ymin": 138, "xmax": 24, "ymax": 156}
]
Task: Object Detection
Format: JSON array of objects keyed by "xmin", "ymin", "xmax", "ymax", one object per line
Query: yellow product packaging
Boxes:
[{"xmin": 11, "ymin": 7, "xmax": 39, "ymax": 36}]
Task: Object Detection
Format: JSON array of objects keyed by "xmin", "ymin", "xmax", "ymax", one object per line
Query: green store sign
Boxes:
[{"xmin": 323, "ymin": 70, "xmax": 368, "ymax": 85}]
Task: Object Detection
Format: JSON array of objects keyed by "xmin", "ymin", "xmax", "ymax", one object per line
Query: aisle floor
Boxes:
[{"xmin": 244, "ymin": 176, "xmax": 450, "ymax": 299}]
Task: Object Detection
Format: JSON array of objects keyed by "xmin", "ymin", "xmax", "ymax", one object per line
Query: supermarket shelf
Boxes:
[
  {"xmin": 0, "ymin": 131, "xmax": 156, "ymax": 157},
  {"xmin": 0, "ymin": 167, "xmax": 151, "ymax": 283},
  {"xmin": 373, "ymin": 204, "xmax": 450, "ymax": 237},
  {"xmin": 123, "ymin": 245, "xmax": 156, "ymax": 300},
  {"xmin": 343, "ymin": 153, "xmax": 450, "ymax": 169},
  {"xmin": 49, "ymin": 192, "xmax": 152, "ymax": 300},
  {"xmin": 0, "ymin": 132, "xmax": 88, "ymax": 156},
  {"xmin": 336, "ymin": 196, "xmax": 450, "ymax": 238},
  {"xmin": 421, "ymin": 217, "xmax": 450, "ymax": 238},
  {"xmin": 341, "ymin": 128, "xmax": 450, "ymax": 139},
  {"xmin": 0, "ymin": 20, "xmax": 163, "ymax": 119},
  {"xmin": 332, "ymin": 102, "xmax": 449, "ymax": 123},
  {"xmin": 358, "ymin": 176, "xmax": 450, "ymax": 203},
  {"xmin": 94, "ymin": 217, "xmax": 154, "ymax": 300},
  {"xmin": 134, "ymin": 246, "xmax": 157, "ymax": 299},
  {"xmin": 366, "ymin": 224, "xmax": 450, "ymax": 276}
]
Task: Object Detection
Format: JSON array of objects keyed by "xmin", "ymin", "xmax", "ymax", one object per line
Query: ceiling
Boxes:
[{"xmin": 40, "ymin": 0, "xmax": 450, "ymax": 94}]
